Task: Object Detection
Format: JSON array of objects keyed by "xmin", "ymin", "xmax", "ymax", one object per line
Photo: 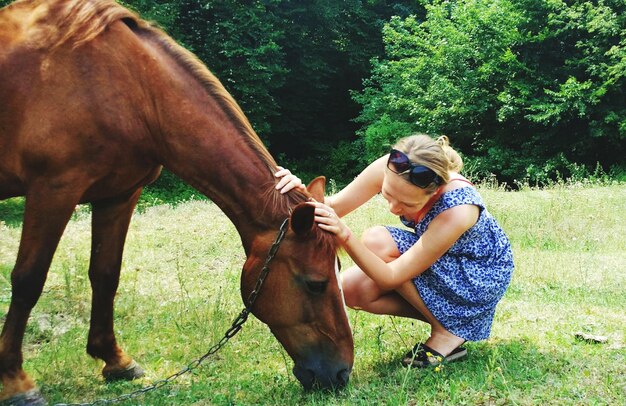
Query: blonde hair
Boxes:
[{"xmin": 392, "ymin": 134, "xmax": 464, "ymax": 193}]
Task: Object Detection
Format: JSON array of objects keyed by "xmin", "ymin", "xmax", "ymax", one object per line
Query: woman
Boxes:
[{"xmin": 275, "ymin": 134, "xmax": 514, "ymax": 367}]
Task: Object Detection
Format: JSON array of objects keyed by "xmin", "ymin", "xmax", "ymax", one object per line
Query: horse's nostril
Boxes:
[
  {"xmin": 337, "ymin": 368, "xmax": 350, "ymax": 386},
  {"xmin": 294, "ymin": 363, "xmax": 351, "ymax": 391}
]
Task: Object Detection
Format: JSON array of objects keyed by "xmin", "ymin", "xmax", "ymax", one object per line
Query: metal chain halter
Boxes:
[{"xmin": 54, "ymin": 218, "xmax": 290, "ymax": 406}]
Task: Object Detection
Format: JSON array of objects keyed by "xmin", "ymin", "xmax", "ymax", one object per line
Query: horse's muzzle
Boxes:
[{"xmin": 292, "ymin": 362, "xmax": 352, "ymax": 391}]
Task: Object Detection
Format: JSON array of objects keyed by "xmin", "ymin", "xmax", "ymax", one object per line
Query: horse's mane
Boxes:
[
  {"xmin": 28, "ymin": 0, "xmax": 318, "ymax": 218},
  {"xmin": 15, "ymin": 0, "xmax": 136, "ymax": 49}
]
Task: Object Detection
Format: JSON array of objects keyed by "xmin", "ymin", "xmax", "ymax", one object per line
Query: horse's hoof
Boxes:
[
  {"xmin": 0, "ymin": 389, "xmax": 47, "ymax": 406},
  {"xmin": 103, "ymin": 360, "xmax": 145, "ymax": 382}
]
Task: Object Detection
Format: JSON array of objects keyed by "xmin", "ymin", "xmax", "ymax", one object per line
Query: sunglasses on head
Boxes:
[{"xmin": 387, "ymin": 149, "xmax": 442, "ymax": 188}]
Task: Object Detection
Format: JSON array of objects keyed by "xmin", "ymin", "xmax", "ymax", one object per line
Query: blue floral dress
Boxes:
[{"xmin": 386, "ymin": 186, "xmax": 514, "ymax": 341}]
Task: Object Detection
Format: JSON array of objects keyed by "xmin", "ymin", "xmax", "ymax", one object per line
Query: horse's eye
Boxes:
[{"xmin": 305, "ymin": 280, "xmax": 328, "ymax": 295}]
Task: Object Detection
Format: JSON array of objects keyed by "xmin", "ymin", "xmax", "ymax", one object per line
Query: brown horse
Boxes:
[{"xmin": 0, "ymin": 0, "xmax": 353, "ymax": 403}]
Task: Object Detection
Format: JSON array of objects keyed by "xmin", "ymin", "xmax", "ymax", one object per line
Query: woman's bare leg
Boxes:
[
  {"xmin": 342, "ymin": 225, "xmax": 465, "ymax": 356},
  {"xmin": 342, "ymin": 267, "xmax": 427, "ymax": 320},
  {"xmin": 342, "ymin": 226, "xmax": 426, "ymax": 320},
  {"xmin": 396, "ymin": 282, "xmax": 465, "ymax": 356}
]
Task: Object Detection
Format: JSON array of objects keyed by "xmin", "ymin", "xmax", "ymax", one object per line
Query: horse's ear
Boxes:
[
  {"xmin": 307, "ymin": 176, "xmax": 326, "ymax": 202},
  {"xmin": 291, "ymin": 176, "xmax": 325, "ymax": 236},
  {"xmin": 290, "ymin": 203, "xmax": 315, "ymax": 237}
]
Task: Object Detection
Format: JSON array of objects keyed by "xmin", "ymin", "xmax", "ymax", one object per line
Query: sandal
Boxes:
[{"xmin": 401, "ymin": 343, "xmax": 467, "ymax": 368}]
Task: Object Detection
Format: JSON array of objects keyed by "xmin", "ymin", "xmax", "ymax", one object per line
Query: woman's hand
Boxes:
[
  {"xmin": 274, "ymin": 166, "xmax": 306, "ymax": 194},
  {"xmin": 309, "ymin": 201, "xmax": 352, "ymax": 244}
]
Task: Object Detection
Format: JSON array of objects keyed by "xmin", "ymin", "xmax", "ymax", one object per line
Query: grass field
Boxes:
[{"xmin": 0, "ymin": 182, "xmax": 624, "ymax": 405}]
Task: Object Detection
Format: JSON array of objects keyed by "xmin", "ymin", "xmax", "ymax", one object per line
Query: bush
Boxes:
[
  {"xmin": 353, "ymin": 0, "xmax": 626, "ymax": 184},
  {"xmin": 140, "ymin": 170, "xmax": 205, "ymax": 209}
]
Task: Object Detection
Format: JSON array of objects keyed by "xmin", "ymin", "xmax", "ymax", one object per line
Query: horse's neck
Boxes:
[
  {"xmin": 159, "ymin": 123, "xmax": 284, "ymax": 248},
  {"xmin": 133, "ymin": 27, "xmax": 291, "ymax": 249}
]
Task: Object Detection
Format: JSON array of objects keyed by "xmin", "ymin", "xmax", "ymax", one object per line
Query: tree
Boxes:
[
  {"xmin": 170, "ymin": 0, "xmax": 287, "ymax": 139},
  {"xmin": 355, "ymin": 0, "xmax": 626, "ymax": 184},
  {"xmin": 265, "ymin": 0, "xmax": 423, "ymax": 173}
]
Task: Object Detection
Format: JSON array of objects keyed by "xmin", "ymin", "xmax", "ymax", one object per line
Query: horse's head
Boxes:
[{"xmin": 241, "ymin": 177, "xmax": 354, "ymax": 390}]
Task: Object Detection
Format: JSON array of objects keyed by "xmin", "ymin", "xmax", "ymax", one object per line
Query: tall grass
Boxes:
[{"xmin": 0, "ymin": 183, "xmax": 624, "ymax": 405}]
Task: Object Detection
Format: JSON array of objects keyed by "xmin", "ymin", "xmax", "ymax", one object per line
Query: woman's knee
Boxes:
[
  {"xmin": 341, "ymin": 270, "xmax": 361, "ymax": 308},
  {"xmin": 361, "ymin": 226, "xmax": 399, "ymax": 262},
  {"xmin": 342, "ymin": 268, "xmax": 371, "ymax": 309}
]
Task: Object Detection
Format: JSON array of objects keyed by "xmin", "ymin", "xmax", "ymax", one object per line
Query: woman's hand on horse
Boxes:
[
  {"xmin": 308, "ymin": 201, "xmax": 352, "ymax": 244},
  {"xmin": 275, "ymin": 166, "xmax": 306, "ymax": 194}
]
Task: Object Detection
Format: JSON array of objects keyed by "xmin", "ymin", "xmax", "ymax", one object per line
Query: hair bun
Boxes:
[
  {"xmin": 435, "ymin": 135, "xmax": 451, "ymax": 148},
  {"xmin": 437, "ymin": 135, "xmax": 463, "ymax": 173}
]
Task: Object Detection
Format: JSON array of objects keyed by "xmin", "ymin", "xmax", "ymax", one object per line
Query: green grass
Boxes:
[{"xmin": 1, "ymin": 183, "xmax": 624, "ymax": 405}]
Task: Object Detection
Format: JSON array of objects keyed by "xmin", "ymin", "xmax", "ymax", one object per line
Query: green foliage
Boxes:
[
  {"xmin": 360, "ymin": 114, "xmax": 414, "ymax": 162},
  {"xmin": 121, "ymin": 0, "xmax": 179, "ymax": 28},
  {"xmin": 0, "ymin": 197, "xmax": 23, "ymax": 227},
  {"xmin": 323, "ymin": 138, "xmax": 368, "ymax": 188},
  {"xmin": 355, "ymin": 1, "xmax": 523, "ymax": 150},
  {"xmin": 265, "ymin": 0, "xmax": 422, "ymax": 157},
  {"xmin": 355, "ymin": 0, "xmax": 626, "ymax": 185},
  {"xmin": 139, "ymin": 170, "xmax": 206, "ymax": 209},
  {"xmin": 171, "ymin": 0, "xmax": 287, "ymax": 139}
]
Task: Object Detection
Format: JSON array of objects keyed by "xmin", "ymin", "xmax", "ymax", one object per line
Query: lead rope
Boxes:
[{"xmin": 55, "ymin": 218, "xmax": 290, "ymax": 406}]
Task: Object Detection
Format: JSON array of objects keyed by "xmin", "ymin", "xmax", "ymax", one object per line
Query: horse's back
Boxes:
[
  {"xmin": 0, "ymin": 0, "xmax": 159, "ymax": 202},
  {"xmin": 0, "ymin": 1, "xmax": 43, "ymax": 199},
  {"xmin": 0, "ymin": 0, "xmax": 61, "ymax": 53},
  {"xmin": 0, "ymin": 1, "xmax": 44, "ymax": 84}
]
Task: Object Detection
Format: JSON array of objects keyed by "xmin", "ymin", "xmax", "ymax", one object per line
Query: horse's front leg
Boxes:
[
  {"xmin": 0, "ymin": 184, "xmax": 82, "ymax": 404},
  {"xmin": 86, "ymin": 189, "xmax": 145, "ymax": 382}
]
